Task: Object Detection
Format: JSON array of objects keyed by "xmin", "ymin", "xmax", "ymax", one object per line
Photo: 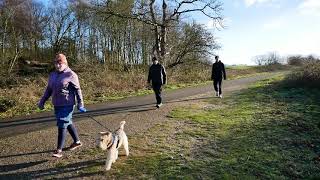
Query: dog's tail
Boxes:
[{"xmin": 119, "ymin": 121, "xmax": 126, "ymax": 130}]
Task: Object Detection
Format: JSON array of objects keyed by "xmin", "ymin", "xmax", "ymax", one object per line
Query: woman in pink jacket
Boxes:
[{"xmin": 38, "ymin": 53, "xmax": 87, "ymax": 158}]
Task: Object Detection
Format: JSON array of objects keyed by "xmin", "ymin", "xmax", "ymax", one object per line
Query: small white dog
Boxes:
[{"xmin": 96, "ymin": 121, "xmax": 129, "ymax": 171}]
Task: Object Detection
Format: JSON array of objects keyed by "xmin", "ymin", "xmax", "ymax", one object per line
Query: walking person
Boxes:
[
  {"xmin": 148, "ymin": 57, "xmax": 167, "ymax": 108},
  {"xmin": 38, "ymin": 53, "xmax": 87, "ymax": 158},
  {"xmin": 211, "ymin": 55, "xmax": 226, "ymax": 98}
]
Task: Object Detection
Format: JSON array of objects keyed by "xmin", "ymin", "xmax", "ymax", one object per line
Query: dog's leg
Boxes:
[
  {"xmin": 123, "ymin": 134, "xmax": 129, "ymax": 156},
  {"xmin": 105, "ymin": 160, "xmax": 112, "ymax": 171},
  {"xmin": 113, "ymin": 150, "xmax": 118, "ymax": 163},
  {"xmin": 105, "ymin": 149, "xmax": 114, "ymax": 171}
]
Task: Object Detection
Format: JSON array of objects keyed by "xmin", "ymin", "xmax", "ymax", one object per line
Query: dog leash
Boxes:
[
  {"xmin": 87, "ymin": 114, "xmax": 120, "ymax": 149},
  {"xmin": 87, "ymin": 114, "xmax": 113, "ymax": 132}
]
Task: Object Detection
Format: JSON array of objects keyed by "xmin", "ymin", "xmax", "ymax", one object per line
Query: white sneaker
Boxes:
[
  {"xmin": 156, "ymin": 103, "xmax": 163, "ymax": 108},
  {"xmin": 219, "ymin": 94, "xmax": 223, "ymax": 98}
]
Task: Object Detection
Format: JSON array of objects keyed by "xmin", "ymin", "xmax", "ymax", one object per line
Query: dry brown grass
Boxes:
[
  {"xmin": 285, "ymin": 61, "xmax": 320, "ymax": 88},
  {"xmin": 74, "ymin": 63, "xmax": 148, "ymax": 103},
  {"xmin": 0, "ymin": 63, "xmax": 288, "ymax": 119}
]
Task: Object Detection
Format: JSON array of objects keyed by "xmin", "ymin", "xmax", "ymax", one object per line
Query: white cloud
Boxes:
[
  {"xmin": 298, "ymin": 0, "xmax": 320, "ymax": 16},
  {"xmin": 278, "ymin": 31, "xmax": 320, "ymax": 56},
  {"xmin": 243, "ymin": 0, "xmax": 279, "ymax": 7}
]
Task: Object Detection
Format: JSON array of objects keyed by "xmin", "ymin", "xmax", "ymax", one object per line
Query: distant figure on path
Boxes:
[
  {"xmin": 211, "ymin": 55, "xmax": 226, "ymax": 98},
  {"xmin": 38, "ymin": 53, "xmax": 87, "ymax": 158},
  {"xmin": 148, "ymin": 57, "xmax": 167, "ymax": 108}
]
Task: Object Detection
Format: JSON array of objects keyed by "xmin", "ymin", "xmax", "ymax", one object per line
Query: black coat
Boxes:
[
  {"xmin": 148, "ymin": 64, "xmax": 167, "ymax": 85},
  {"xmin": 211, "ymin": 61, "xmax": 226, "ymax": 80}
]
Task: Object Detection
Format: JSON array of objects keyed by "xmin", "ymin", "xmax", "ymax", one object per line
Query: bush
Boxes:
[
  {"xmin": 287, "ymin": 55, "xmax": 304, "ymax": 66},
  {"xmin": 0, "ymin": 75, "xmax": 20, "ymax": 89},
  {"xmin": 0, "ymin": 98, "xmax": 16, "ymax": 113},
  {"xmin": 287, "ymin": 54, "xmax": 319, "ymax": 66},
  {"xmin": 286, "ymin": 61, "xmax": 320, "ymax": 88}
]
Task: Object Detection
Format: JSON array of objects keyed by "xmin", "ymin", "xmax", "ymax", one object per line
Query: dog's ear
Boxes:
[{"xmin": 99, "ymin": 131, "xmax": 110, "ymax": 135}]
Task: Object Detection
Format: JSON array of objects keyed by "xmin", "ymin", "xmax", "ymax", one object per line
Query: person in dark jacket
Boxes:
[
  {"xmin": 211, "ymin": 55, "xmax": 226, "ymax": 98},
  {"xmin": 148, "ymin": 57, "xmax": 167, "ymax": 108}
]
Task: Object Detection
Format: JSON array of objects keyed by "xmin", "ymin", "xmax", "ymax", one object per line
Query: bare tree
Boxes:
[
  {"xmin": 168, "ymin": 22, "xmax": 220, "ymax": 68},
  {"xmin": 252, "ymin": 55, "xmax": 264, "ymax": 66},
  {"xmin": 0, "ymin": 0, "xmax": 224, "ymax": 72},
  {"xmin": 0, "ymin": 0, "xmax": 38, "ymax": 72},
  {"xmin": 252, "ymin": 52, "xmax": 282, "ymax": 66},
  {"xmin": 91, "ymin": 0, "xmax": 223, "ymax": 64},
  {"xmin": 46, "ymin": 0, "xmax": 76, "ymax": 54}
]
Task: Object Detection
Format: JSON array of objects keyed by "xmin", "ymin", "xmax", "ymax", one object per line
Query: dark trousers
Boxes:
[
  {"xmin": 213, "ymin": 78, "xmax": 223, "ymax": 95},
  {"xmin": 152, "ymin": 83, "xmax": 162, "ymax": 104},
  {"xmin": 57, "ymin": 124, "xmax": 80, "ymax": 150}
]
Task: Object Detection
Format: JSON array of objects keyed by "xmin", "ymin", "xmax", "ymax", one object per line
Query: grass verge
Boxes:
[
  {"xmin": 168, "ymin": 76, "xmax": 320, "ymax": 179},
  {"xmin": 0, "ymin": 64, "xmax": 291, "ymax": 119},
  {"xmin": 87, "ymin": 75, "xmax": 320, "ymax": 179}
]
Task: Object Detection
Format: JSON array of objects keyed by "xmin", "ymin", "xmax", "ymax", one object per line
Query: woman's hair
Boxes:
[{"xmin": 55, "ymin": 53, "xmax": 68, "ymax": 66}]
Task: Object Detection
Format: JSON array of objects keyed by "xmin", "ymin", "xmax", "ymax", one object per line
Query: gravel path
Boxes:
[
  {"xmin": 0, "ymin": 72, "xmax": 282, "ymax": 179},
  {"xmin": 0, "ymin": 72, "xmax": 279, "ymax": 138}
]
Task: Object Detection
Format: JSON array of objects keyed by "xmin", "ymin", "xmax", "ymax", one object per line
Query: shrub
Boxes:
[
  {"xmin": 287, "ymin": 55, "xmax": 304, "ymax": 66},
  {"xmin": 287, "ymin": 54, "xmax": 319, "ymax": 66},
  {"xmin": 286, "ymin": 61, "xmax": 320, "ymax": 88},
  {"xmin": 0, "ymin": 98, "xmax": 16, "ymax": 113},
  {"xmin": 0, "ymin": 75, "xmax": 20, "ymax": 89}
]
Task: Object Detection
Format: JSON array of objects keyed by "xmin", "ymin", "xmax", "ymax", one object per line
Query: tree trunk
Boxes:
[
  {"xmin": 160, "ymin": 0, "xmax": 167, "ymax": 65},
  {"xmin": 2, "ymin": 19, "xmax": 8, "ymax": 63},
  {"xmin": 8, "ymin": 45, "xmax": 20, "ymax": 73}
]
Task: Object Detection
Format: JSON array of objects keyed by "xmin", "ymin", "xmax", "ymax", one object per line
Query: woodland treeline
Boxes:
[{"xmin": 0, "ymin": 0, "xmax": 223, "ymax": 73}]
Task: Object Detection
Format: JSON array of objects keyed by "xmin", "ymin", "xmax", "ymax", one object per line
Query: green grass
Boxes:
[
  {"xmin": 27, "ymin": 72, "xmax": 318, "ymax": 179},
  {"xmin": 99, "ymin": 75, "xmax": 320, "ymax": 179},
  {"xmin": 81, "ymin": 165, "xmax": 101, "ymax": 174},
  {"xmin": 168, "ymin": 76, "xmax": 320, "ymax": 179},
  {"xmin": 226, "ymin": 65, "xmax": 253, "ymax": 70},
  {"xmin": 55, "ymin": 161, "xmax": 68, "ymax": 168},
  {"xmin": 104, "ymin": 123, "xmax": 203, "ymax": 179}
]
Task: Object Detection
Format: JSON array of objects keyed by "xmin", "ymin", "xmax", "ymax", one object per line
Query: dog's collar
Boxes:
[
  {"xmin": 106, "ymin": 135, "xmax": 115, "ymax": 150},
  {"xmin": 106, "ymin": 135, "xmax": 120, "ymax": 150}
]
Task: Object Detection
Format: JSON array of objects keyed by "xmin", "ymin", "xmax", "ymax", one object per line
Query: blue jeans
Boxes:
[{"xmin": 54, "ymin": 106, "xmax": 80, "ymax": 150}]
